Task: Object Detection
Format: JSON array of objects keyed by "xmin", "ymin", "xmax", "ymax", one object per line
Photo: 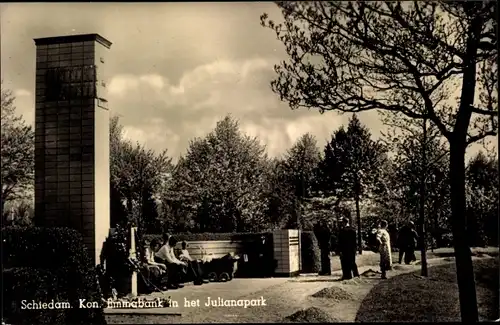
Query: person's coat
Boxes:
[
  {"xmin": 314, "ymin": 222, "xmax": 332, "ymax": 250},
  {"xmin": 398, "ymin": 226, "xmax": 419, "ymax": 249},
  {"xmin": 338, "ymin": 226, "xmax": 357, "ymax": 255}
]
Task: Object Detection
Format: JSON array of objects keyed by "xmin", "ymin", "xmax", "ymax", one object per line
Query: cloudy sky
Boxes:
[{"xmin": 1, "ymin": 2, "xmax": 495, "ymax": 162}]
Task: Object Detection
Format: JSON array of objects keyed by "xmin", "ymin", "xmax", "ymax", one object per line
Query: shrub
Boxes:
[
  {"xmin": 3, "ymin": 267, "xmax": 67, "ymax": 325},
  {"xmin": 360, "ymin": 216, "xmax": 382, "ymax": 251},
  {"xmin": 142, "ymin": 231, "xmax": 270, "ymax": 243},
  {"xmin": 2, "ymin": 226, "xmax": 106, "ymax": 325},
  {"xmin": 100, "ymin": 225, "xmax": 139, "ymax": 297},
  {"xmin": 301, "ymin": 231, "xmax": 321, "ymax": 273},
  {"xmin": 440, "ymin": 233, "xmax": 454, "ymax": 248}
]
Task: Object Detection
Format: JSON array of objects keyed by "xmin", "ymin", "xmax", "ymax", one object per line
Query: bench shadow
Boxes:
[
  {"xmin": 293, "ymin": 279, "xmax": 342, "ymax": 283},
  {"xmin": 293, "ymin": 276, "xmax": 380, "ymax": 283}
]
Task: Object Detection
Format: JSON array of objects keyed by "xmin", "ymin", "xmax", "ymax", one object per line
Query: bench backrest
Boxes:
[{"xmin": 174, "ymin": 240, "xmax": 245, "ymax": 259}]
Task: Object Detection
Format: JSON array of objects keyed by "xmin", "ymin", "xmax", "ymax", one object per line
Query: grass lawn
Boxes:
[{"xmin": 354, "ymin": 257, "xmax": 499, "ymax": 322}]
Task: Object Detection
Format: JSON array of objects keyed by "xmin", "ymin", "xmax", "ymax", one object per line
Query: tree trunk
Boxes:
[
  {"xmin": 355, "ymin": 194, "xmax": 362, "ymax": 255},
  {"xmin": 450, "ymin": 140, "xmax": 479, "ymax": 322},
  {"xmin": 234, "ymin": 203, "xmax": 243, "ymax": 232},
  {"xmin": 0, "ymin": 177, "xmax": 4, "ymax": 226},
  {"xmin": 126, "ymin": 195, "xmax": 134, "ymax": 226},
  {"xmin": 419, "ymin": 118, "xmax": 428, "ymax": 277},
  {"xmin": 1, "ymin": 197, "xmax": 5, "ymax": 226},
  {"xmin": 447, "ymin": 12, "xmax": 482, "ymax": 322}
]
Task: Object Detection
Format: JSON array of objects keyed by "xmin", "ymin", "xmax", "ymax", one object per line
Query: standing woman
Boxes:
[{"xmin": 376, "ymin": 219, "xmax": 393, "ymax": 279}]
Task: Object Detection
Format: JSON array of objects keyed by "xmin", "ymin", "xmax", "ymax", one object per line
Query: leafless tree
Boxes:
[{"xmin": 261, "ymin": 2, "xmax": 497, "ymax": 321}]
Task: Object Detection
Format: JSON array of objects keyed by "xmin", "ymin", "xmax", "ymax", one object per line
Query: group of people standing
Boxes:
[
  {"xmin": 315, "ymin": 218, "xmax": 420, "ymax": 280},
  {"xmin": 314, "ymin": 217, "xmax": 360, "ymax": 279},
  {"xmin": 142, "ymin": 234, "xmax": 208, "ymax": 291}
]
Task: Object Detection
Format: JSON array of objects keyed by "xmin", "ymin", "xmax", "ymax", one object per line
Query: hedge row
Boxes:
[
  {"xmin": 2, "ymin": 226, "xmax": 106, "ymax": 325},
  {"xmin": 300, "ymin": 232, "xmax": 321, "ymax": 274},
  {"xmin": 3, "ymin": 267, "xmax": 67, "ymax": 325},
  {"xmin": 142, "ymin": 231, "xmax": 271, "ymax": 243},
  {"xmin": 142, "ymin": 231, "xmax": 321, "ymax": 274}
]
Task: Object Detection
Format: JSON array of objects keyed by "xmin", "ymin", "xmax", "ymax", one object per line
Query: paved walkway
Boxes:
[
  {"xmin": 104, "ymin": 277, "xmax": 288, "ymax": 315},
  {"xmin": 105, "ymin": 254, "xmax": 455, "ymax": 317},
  {"xmin": 104, "ymin": 262, "xmax": 380, "ymax": 317}
]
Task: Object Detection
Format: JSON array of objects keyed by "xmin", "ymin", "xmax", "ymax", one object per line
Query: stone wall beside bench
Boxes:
[{"xmin": 273, "ymin": 229, "xmax": 301, "ymax": 277}]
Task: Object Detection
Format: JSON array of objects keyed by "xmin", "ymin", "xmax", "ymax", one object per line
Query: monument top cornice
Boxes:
[{"xmin": 34, "ymin": 33, "xmax": 112, "ymax": 49}]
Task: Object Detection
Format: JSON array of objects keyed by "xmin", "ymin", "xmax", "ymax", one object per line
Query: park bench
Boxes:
[
  {"xmin": 174, "ymin": 240, "xmax": 244, "ymax": 282},
  {"xmin": 173, "ymin": 240, "xmax": 246, "ymax": 260}
]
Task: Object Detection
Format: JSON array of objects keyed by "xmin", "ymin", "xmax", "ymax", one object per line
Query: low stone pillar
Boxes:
[
  {"xmin": 129, "ymin": 227, "xmax": 138, "ymax": 297},
  {"xmin": 273, "ymin": 229, "xmax": 301, "ymax": 277}
]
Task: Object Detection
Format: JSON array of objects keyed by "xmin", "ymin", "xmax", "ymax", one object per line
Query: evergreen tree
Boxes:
[
  {"xmin": 282, "ymin": 133, "xmax": 321, "ymax": 229},
  {"xmin": 318, "ymin": 115, "xmax": 385, "ymax": 253}
]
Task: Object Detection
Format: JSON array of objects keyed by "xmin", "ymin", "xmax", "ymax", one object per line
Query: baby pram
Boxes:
[{"xmin": 202, "ymin": 253, "xmax": 239, "ymax": 282}]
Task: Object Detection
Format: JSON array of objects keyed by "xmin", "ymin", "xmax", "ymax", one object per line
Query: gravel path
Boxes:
[
  {"xmin": 107, "ymin": 256, "xmax": 459, "ymax": 324},
  {"xmin": 182, "ymin": 262, "xmax": 427, "ymax": 323}
]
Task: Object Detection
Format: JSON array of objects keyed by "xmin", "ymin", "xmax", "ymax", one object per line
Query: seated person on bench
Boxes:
[
  {"xmin": 166, "ymin": 237, "xmax": 204, "ymax": 285},
  {"xmin": 143, "ymin": 239, "xmax": 167, "ymax": 289},
  {"xmin": 155, "ymin": 234, "xmax": 186, "ymax": 289},
  {"xmin": 179, "ymin": 241, "xmax": 207, "ymax": 284}
]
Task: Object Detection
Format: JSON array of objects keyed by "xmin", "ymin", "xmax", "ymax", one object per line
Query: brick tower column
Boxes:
[{"xmin": 33, "ymin": 34, "xmax": 112, "ymax": 265}]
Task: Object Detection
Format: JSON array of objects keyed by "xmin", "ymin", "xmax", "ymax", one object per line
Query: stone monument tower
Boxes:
[{"xmin": 33, "ymin": 34, "xmax": 112, "ymax": 265}]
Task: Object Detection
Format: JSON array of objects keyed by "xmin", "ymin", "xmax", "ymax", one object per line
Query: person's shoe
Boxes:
[
  {"xmin": 194, "ymin": 280, "xmax": 203, "ymax": 285},
  {"xmin": 341, "ymin": 277, "xmax": 352, "ymax": 281},
  {"xmin": 167, "ymin": 284, "xmax": 179, "ymax": 290}
]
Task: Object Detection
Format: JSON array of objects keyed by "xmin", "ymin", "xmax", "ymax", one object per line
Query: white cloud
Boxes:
[
  {"xmin": 139, "ymin": 74, "xmax": 165, "ymax": 90},
  {"xmin": 122, "ymin": 125, "xmax": 147, "ymax": 142},
  {"xmin": 108, "ymin": 75, "xmax": 140, "ymax": 97},
  {"xmin": 122, "ymin": 122, "xmax": 181, "ymax": 155},
  {"xmin": 240, "ymin": 114, "xmax": 343, "ymax": 158},
  {"xmin": 108, "ymin": 73, "xmax": 169, "ymax": 97},
  {"xmin": 106, "ymin": 57, "xmax": 349, "ymax": 160}
]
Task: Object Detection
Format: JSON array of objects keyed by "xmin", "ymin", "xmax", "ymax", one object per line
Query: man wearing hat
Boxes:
[{"xmin": 337, "ymin": 217, "xmax": 359, "ymax": 280}]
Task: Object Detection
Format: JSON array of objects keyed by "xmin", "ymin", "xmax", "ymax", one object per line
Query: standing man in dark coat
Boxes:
[
  {"xmin": 398, "ymin": 221, "xmax": 419, "ymax": 264},
  {"xmin": 314, "ymin": 220, "xmax": 332, "ymax": 275},
  {"xmin": 337, "ymin": 217, "xmax": 359, "ymax": 280},
  {"xmin": 254, "ymin": 235, "xmax": 272, "ymax": 277}
]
